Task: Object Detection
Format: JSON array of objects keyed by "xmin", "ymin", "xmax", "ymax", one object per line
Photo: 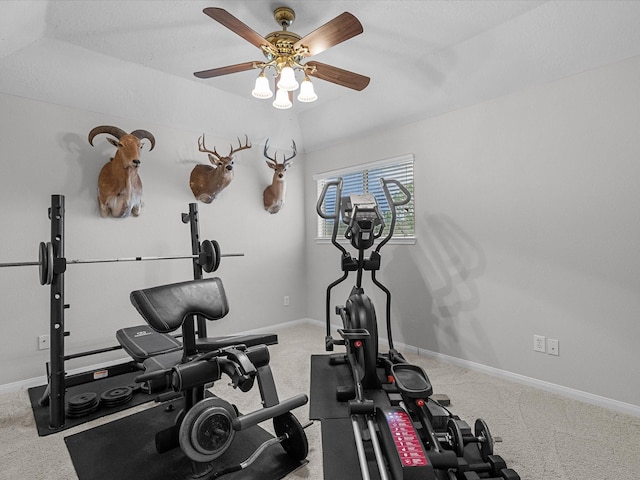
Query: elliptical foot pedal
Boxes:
[{"xmin": 391, "ymin": 364, "xmax": 433, "ymax": 398}]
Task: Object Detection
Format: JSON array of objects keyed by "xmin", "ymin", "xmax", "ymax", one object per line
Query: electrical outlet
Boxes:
[
  {"xmin": 547, "ymin": 338, "xmax": 559, "ymax": 356},
  {"xmin": 283, "ymin": 295, "xmax": 290, "ymax": 306},
  {"xmin": 533, "ymin": 334, "xmax": 546, "ymax": 353},
  {"xmin": 38, "ymin": 334, "xmax": 50, "ymax": 350}
]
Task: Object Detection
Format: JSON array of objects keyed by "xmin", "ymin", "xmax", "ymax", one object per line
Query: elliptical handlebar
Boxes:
[
  {"xmin": 316, "ymin": 179, "xmax": 342, "ymax": 221},
  {"xmin": 316, "ymin": 178, "xmax": 348, "ymax": 256},
  {"xmin": 316, "ymin": 177, "xmax": 412, "ymax": 255},
  {"xmin": 376, "ymin": 178, "xmax": 412, "ymax": 253}
]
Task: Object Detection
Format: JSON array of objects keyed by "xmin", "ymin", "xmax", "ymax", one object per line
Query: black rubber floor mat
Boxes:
[
  {"xmin": 309, "ymin": 354, "xmax": 389, "ymax": 420},
  {"xmin": 64, "ymin": 400, "xmax": 307, "ymax": 480},
  {"xmin": 321, "ymin": 417, "xmax": 383, "ymax": 480},
  {"xmin": 28, "ymin": 370, "xmax": 157, "ymax": 436}
]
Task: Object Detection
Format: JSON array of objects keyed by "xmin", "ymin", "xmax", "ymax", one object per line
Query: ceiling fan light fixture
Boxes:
[
  {"xmin": 272, "ymin": 88, "xmax": 293, "ymax": 109},
  {"xmin": 277, "ymin": 66, "xmax": 299, "ymax": 91},
  {"xmin": 297, "ymin": 76, "xmax": 317, "ymax": 102},
  {"xmin": 251, "ymin": 72, "xmax": 273, "ymax": 99},
  {"xmin": 196, "ymin": 7, "xmax": 370, "ymax": 109}
]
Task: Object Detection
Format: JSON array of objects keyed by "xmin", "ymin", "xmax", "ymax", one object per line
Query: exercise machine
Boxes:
[
  {"xmin": 316, "ymin": 178, "xmax": 519, "ymax": 480},
  {"xmin": 126, "ymin": 277, "xmax": 310, "ymax": 479},
  {"xmin": 12, "ymin": 195, "xmax": 243, "ymax": 431}
]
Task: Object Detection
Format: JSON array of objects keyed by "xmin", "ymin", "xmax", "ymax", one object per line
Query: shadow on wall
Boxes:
[
  {"xmin": 422, "ymin": 214, "xmax": 485, "ymax": 318},
  {"xmin": 59, "ymin": 131, "xmax": 103, "ymax": 214},
  {"xmin": 385, "ymin": 214, "xmax": 491, "ymax": 361}
]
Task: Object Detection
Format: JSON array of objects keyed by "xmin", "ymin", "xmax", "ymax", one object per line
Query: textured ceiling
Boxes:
[{"xmin": 1, "ymin": 1, "xmax": 640, "ymax": 152}]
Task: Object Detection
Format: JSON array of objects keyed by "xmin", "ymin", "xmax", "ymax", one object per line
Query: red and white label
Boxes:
[{"xmin": 385, "ymin": 410, "xmax": 429, "ymax": 466}]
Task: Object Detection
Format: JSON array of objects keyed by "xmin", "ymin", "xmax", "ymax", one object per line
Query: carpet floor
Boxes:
[{"xmin": 1, "ymin": 322, "xmax": 639, "ymax": 480}]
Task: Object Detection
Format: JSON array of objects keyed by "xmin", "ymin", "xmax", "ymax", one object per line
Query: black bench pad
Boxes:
[
  {"xmin": 116, "ymin": 325, "xmax": 182, "ymax": 363},
  {"xmin": 130, "ymin": 278, "xmax": 229, "ymax": 333}
]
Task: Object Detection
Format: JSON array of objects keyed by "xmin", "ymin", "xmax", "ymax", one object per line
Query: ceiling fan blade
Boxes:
[
  {"xmin": 203, "ymin": 7, "xmax": 276, "ymax": 51},
  {"xmin": 194, "ymin": 61, "xmax": 257, "ymax": 79},
  {"xmin": 294, "ymin": 12, "xmax": 363, "ymax": 57},
  {"xmin": 307, "ymin": 62, "xmax": 370, "ymax": 91}
]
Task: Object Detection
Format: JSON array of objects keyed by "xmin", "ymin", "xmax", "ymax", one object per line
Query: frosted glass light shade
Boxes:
[
  {"xmin": 297, "ymin": 77, "xmax": 317, "ymax": 102},
  {"xmin": 272, "ymin": 88, "xmax": 292, "ymax": 109},
  {"xmin": 277, "ymin": 66, "xmax": 299, "ymax": 91},
  {"xmin": 251, "ymin": 73, "xmax": 273, "ymax": 99}
]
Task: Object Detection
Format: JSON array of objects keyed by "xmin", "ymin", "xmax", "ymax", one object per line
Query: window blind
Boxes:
[{"xmin": 316, "ymin": 154, "xmax": 414, "ymax": 239}]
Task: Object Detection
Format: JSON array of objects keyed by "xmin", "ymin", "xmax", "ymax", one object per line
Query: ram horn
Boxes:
[
  {"xmin": 88, "ymin": 125, "xmax": 128, "ymax": 146},
  {"xmin": 130, "ymin": 130, "xmax": 156, "ymax": 151}
]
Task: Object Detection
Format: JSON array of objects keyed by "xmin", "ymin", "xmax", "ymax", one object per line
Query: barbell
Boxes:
[{"xmin": 0, "ymin": 239, "xmax": 242, "ymax": 285}]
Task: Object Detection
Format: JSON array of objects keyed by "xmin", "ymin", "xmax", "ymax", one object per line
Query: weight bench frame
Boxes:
[{"xmin": 127, "ymin": 277, "xmax": 308, "ymax": 476}]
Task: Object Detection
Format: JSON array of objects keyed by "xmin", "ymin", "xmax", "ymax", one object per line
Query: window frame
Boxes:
[{"xmin": 314, "ymin": 153, "xmax": 415, "ymax": 244}]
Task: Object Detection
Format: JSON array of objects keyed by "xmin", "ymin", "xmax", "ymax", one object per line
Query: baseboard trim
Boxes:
[
  {"xmin": 4, "ymin": 318, "xmax": 639, "ymax": 418},
  {"xmin": 0, "ymin": 357, "xmax": 132, "ymax": 395},
  {"xmin": 312, "ymin": 318, "xmax": 640, "ymax": 418},
  {"xmin": 412, "ymin": 346, "xmax": 640, "ymax": 418},
  {"xmin": 0, "ymin": 319, "xmax": 316, "ymax": 395}
]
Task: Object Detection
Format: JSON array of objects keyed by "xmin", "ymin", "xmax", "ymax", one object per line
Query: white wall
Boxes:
[
  {"xmin": 304, "ymin": 55, "xmax": 640, "ymax": 408},
  {"xmin": 0, "ymin": 93, "xmax": 306, "ymax": 386}
]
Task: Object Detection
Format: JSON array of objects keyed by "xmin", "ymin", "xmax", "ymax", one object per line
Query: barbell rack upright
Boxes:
[
  {"xmin": 49, "ymin": 194, "xmax": 66, "ymax": 430},
  {"xmin": 185, "ymin": 202, "xmax": 208, "ymax": 340},
  {"xmin": 1, "ymin": 195, "xmax": 244, "ymax": 429},
  {"xmin": 181, "ymin": 203, "xmax": 202, "ymax": 360}
]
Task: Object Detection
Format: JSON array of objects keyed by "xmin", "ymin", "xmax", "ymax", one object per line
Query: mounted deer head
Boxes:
[
  {"xmin": 189, "ymin": 134, "xmax": 251, "ymax": 203},
  {"xmin": 263, "ymin": 139, "xmax": 296, "ymax": 214}
]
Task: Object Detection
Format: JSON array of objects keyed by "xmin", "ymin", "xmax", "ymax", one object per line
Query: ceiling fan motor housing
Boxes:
[{"xmin": 274, "ymin": 7, "xmax": 295, "ymax": 28}]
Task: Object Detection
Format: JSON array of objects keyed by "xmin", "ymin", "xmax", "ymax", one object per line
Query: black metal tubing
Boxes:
[
  {"xmin": 49, "ymin": 194, "xmax": 66, "ymax": 429},
  {"xmin": 42, "ymin": 197, "xmax": 209, "ymax": 429},
  {"xmin": 185, "ymin": 203, "xmax": 208, "ymax": 339},
  {"xmin": 64, "ymin": 344, "xmax": 123, "ymax": 361}
]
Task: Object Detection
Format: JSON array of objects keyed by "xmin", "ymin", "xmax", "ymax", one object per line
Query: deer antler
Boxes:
[
  {"xmin": 263, "ymin": 139, "xmax": 277, "ymax": 165},
  {"xmin": 198, "ymin": 134, "xmax": 222, "ymax": 161},
  {"xmin": 199, "ymin": 134, "xmax": 251, "ymax": 164},
  {"xmin": 264, "ymin": 139, "xmax": 297, "ymax": 165},
  {"xmin": 230, "ymin": 134, "xmax": 251, "ymax": 157},
  {"xmin": 284, "ymin": 140, "xmax": 297, "ymax": 166}
]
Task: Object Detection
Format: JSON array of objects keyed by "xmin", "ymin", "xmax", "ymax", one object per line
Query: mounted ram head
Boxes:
[{"xmin": 88, "ymin": 125, "xmax": 156, "ymax": 218}]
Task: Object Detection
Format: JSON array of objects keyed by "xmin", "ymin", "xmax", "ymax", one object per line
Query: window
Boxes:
[{"xmin": 315, "ymin": 154, "xmax": 414, "ymax": 241}]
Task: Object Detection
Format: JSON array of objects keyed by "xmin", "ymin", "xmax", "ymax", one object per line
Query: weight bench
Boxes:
[
  {"xmin": 122, "ymin": 277, "xmax": 309, "ymax": 478},
  {"xmin": 116, "ymin": 282, "xmax": 278, "ymax": 393}
]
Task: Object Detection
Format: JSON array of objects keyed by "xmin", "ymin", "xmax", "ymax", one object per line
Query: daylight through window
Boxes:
[{"xmin": 315, "ymin": 154, "xmax": 415, "ymax": 240}]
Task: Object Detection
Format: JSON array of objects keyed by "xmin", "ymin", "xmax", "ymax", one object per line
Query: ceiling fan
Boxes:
[{"xmin": 194, "ymin": 6, "xmax": 370, "ymax": 108}]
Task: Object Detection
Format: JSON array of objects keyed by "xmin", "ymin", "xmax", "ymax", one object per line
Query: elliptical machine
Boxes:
[{"xmin": 316, "ymin": 178, "xmax": 519, "ymax": 480}]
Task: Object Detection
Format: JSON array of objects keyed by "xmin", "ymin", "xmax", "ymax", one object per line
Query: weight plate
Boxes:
[
  {"xmin": 273, "ymin": 412, "xmax": 309, "ymax": 461},
  {"xmin": 100, "ymin": 386, "xmax": 134, "ymax": 407},
  {"xmin": 67, "ymin": 405, "xmax": 100, "ymax": 418},
  {"xmin": 45, "ymin": 242, "xmax": 54, "ymax": 285},
  {"xmin": 475, "ymin": 418, "xmax": 494, "ymax": 461},
  {"xmin": 212, "ymin": 240, "xmax": 221, "ymax": 272},
  {"xmin": 67, "ymin": 392, "xmax": 100, "ymax": 418},
  {"xmin": 38, "ymin": 241, "xmax": 54, "ymax": 285},
  {"xmin": 178, "ymin": 397, "xmax": 236, "ymax": 463},
  {"xmin": 447, "ymin": 418, "xmax": 464, "ymax": 457},
  {"xmin": 200, "ymin": 239, "xmax": 215, "ymax": 273},
  {"xmin": 38, "ymin": 242, "xmax": 47, "ymax": 285},
  {"xmin": 68, "ymin": 392, "xmax": 98, "ymax": 408}
]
